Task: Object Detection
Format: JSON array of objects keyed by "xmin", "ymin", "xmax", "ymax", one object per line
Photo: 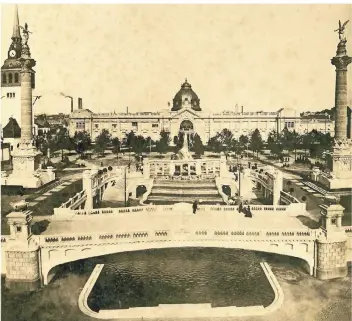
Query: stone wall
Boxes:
[
  {"xmin": 316, "ymin": 238, "xmax": 347, "ymax": 280},
  {"xmin": 5, "ymin": 247, "xmax": 41, "ymax": 292}
]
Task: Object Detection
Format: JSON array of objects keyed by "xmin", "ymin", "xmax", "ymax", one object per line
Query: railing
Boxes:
[
  {"xmin": 59, "ymin": 190, "xmax": 87, "ymax": 209},
  {"xmin": 39, "ymin": 227, "xmax": 318, "ymax": 247},
  {"xmin": 249, "ymin": 172, "xmax": 274, "ymax": 191},
  {"xmin": 343, "ymin": 226, "xmax": 352, "ymax": 235},
  {"xmin": 280, "ymin": 191, "xmax": 300, "ymax": 204}
]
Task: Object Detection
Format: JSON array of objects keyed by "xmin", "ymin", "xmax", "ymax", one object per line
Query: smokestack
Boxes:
[
  {"xmin": 241, "ymin": 106, "xmax": 244, "ymax": 114},
  {"xmin": 78, "ymin": 97, "xmax": 83, "ymax": 110},
  {"xmin": 126, "ymin": 106, "xmax": 129, "ymax": 114},
  {"xmin": 71, "ymin": 99, "xmax": 73, "ymax": 113}
]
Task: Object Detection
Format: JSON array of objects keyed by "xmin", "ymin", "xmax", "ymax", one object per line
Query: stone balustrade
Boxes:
[
  {"xmin": 38, "ymin": 227, "xmax": 318, "ymax": 247},
  {"xmin": 144, "ymin": 158, "xmax": 223, "ymax": 179},
  {"xmin": 53, "ymin": 203, "xmax": 305, "ymax": 217}
]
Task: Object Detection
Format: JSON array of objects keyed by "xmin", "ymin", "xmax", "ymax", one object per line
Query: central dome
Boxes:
[{"xmin": 171, "ymin": 79, "xmax": 201, "ymax": 112}]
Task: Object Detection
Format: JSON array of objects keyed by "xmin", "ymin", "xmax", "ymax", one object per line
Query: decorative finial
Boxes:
[
  {"xmin": 185, "ymin": 78, "xmax": 188, "ymax": 83},
  {"xmin": 334, "ymin": 20, "xmax": 349, "ymax": 42}
]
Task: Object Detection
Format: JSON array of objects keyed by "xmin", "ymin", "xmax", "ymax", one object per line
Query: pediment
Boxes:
[{"xmin": 171, "ymin": 108, "xmax": 201, "ymax": 120}]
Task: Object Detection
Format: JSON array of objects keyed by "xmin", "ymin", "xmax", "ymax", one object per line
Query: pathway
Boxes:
[
  {"xmin": 27, "ymin": 173, "xmax": 82, "ymax": 208},
  {"xmin": 43, "ymin": 210, "xmax": 308, "ymax": 235}
]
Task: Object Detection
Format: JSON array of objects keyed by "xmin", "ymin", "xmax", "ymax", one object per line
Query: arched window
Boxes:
[
  {"xmin": 2, "ymin": 73, "xmax": 6, "ymax": 84},
  {"xmin": 14, "ymin": 73, "xmax": 19, "ymax": 83},
  {"xmin": 8, "ymin": 73, "xmax": 13, "ymax": 83}
]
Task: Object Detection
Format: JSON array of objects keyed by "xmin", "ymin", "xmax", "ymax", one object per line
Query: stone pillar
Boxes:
[
  {"xmin": 169, "ymin": 161, "xmax": 175, "ymax": 177},
  {"xmin": 143, "ymin": 158, "xmax": 150, "ymax": 179},
  {"xmin": 315, "ymin": 201, "xmax": 347, "ymax": 279},
  {"xmin": 331, "ymin": 40, "xmax": 352, "ymax": 141},
  {"xmin": 220, "ymin": 153, "xmax": 227, "ymax": 177},
  {"xmin": 196, "ymin": 159, "xmax": 201, "ymax": 175},
  {"xmin": 83, "ymin": 170, "xmax": 93, "ymax": 209},
  {"xmin": 5, "ymin": 211, "xmax": 41, "ymax": 292},
  {"xmin": 273, "ymin": 170, "xmax": 283, "ymax": 205}
]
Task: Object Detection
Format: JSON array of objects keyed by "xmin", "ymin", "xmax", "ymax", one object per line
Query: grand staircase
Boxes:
[{"xmin": 147, "ymin": 179, "xmax": 225, "ymax": 205}]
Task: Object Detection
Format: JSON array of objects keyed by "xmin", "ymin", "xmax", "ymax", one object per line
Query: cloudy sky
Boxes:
[{"xmin": 1, "ymin": 4, "xmax": 351, "ymax": 115}]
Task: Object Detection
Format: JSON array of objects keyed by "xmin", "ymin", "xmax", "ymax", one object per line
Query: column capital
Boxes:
[
  {"xmin": 19, "ymin": 57, "xmax": 36, "ymax": 72},
  {"xmin": 331, "ymin": 54, "xmax": 352, "ymax": 71}
]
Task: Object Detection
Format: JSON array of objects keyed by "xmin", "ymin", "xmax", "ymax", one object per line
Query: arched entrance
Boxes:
[{"xmin": 180, "ymin": 120, "xmax": 194, "ymax": 132}]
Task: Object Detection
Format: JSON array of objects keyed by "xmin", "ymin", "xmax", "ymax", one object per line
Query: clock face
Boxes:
[{"xmin": 9, "ymin": 50, "xmax": 16, "ymax": 58}]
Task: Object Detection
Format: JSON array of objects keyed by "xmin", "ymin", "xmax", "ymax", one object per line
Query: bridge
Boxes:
[{"xmin": 1, "ymin": 202, "xmax": 351, "ymax": 292}]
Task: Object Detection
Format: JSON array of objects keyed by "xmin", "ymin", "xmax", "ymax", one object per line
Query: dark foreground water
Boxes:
[{"xmin": 87, "ymin": 248, "xmax": 275, "ymax": 311}]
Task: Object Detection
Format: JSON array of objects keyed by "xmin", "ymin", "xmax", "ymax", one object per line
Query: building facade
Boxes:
[{"xmin": 69, "ymin": 79, "xmax": 334, "ymax": 143}]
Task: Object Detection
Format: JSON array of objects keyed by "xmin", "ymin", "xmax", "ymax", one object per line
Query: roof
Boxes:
[
  {"xmin": 34, "ymin": 118, "xmax": 51, "ymax": 128},
  {"xmin": 172, "ymin": 79, "xmax": 201, "ymax": 112},
  {"xmin": 70, "ymin": 108, "xmax": 93, "ymax": 118},
  {"xmin": 2, "ymin": 117, "xmax": 21, "ymax": 138}
]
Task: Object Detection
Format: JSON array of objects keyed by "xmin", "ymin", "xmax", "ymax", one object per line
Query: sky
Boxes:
[{"xmin": 1, "ymin": 4, "xmax": 352, "ymax": 115}]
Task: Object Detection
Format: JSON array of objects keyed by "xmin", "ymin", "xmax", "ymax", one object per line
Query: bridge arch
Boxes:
[{"xmin": 41, "ymin": 240, "xmax": 315, "ymax": 285}]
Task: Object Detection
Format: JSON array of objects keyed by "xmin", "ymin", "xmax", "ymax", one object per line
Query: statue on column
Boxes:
[
  {"xmin": 334, "ymin": 20, "xmax": 349, "ymax": 41},
  {"xmin": 20, "ymin": 23, "xmax": 32, "ymax": 59}
]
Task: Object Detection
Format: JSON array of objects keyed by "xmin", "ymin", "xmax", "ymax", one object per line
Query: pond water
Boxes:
[{"xmin": 87, "ymin": 248, "xmax": 275, "ymax": 311}]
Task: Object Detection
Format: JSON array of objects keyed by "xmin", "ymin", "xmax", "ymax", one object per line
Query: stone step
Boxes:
[
  {"xmin": 153, "ymin": 181, "xmax": 216, "ymax": 188},
  {"xmin": 146, "ymin": 200, "xmax": 226, "ymax": 205},
  {"xmin": 148, "ymin": 195, "xmax": 224, "ymax": 203},
  {"xmin": 154, "ymin": 179, "xmax": 215, "ymax": 185},
  {"xmin": 151, "ymin": 188, "xmax": 220, "ymax": 196}
]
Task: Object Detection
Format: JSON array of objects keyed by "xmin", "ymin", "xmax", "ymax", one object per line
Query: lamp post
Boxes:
[{"xmin": 124, "ymin": 165, "xmax": 128, "ymax": 207}]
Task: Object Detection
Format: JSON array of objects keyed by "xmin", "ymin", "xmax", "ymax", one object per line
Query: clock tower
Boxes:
[{"xmin": 1, "ymin": 5, "xmax": 35, "ymax": 145}]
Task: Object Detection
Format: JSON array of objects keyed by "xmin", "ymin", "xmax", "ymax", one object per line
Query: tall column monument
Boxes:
[
  {"xmin": 321, "ymin": 20, "xmax": 352, "ymax": 189},
  {"xmin": 2, "ymin": 23, "xmax": 55, "ymax": 188}
]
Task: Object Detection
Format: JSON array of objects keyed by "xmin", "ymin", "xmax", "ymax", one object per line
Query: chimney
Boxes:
[
  {"xmin": 126, "ymin": 106, "xmax": 129, "ymax": 114},
  {"xmin": 70, "ymin": 99, "xmax": 73, "ymax": 113},
  {"xmin": 78, "ymin": 97, "xmax": 83, "ymax": 110},
  {"xmin": 241, "ymin": 106, "xmax": 244, "ymax": 114}
]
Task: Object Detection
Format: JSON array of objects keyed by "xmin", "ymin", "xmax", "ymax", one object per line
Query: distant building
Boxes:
[
  {"xmin": 2, "ymin": 117, "xmax": 21, "ymax": 150},
  {"xmin": 69, "ymin": 79, "xmax": 335, "ymax": 143}
]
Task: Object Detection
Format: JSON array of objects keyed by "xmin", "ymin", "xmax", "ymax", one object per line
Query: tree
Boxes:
[
  {"xmin": 131, "ymin": 135, "xmax": 147, "ymax": 155},
  {"xmin": 192, "ymin": 133, "xmax": 204, "ymax": 157},
  {"xmin": 73, "ymin": 131, "xmax": 92, "ymax": 158},
  {"xmin": 94, "ymin": 129, "xmax": 111, "ymax": 156},
  {"xmin": 207, "ymin": 129, "xmax": 233, "ymax": 153},
  {"xmin": 56, "ymin": 128, "xmax": 72, "ymax": 161},
  {"xmin": 111, "ymin": 137, "xmax": 121, "ymax": 156},
  {"xmin": 239, "ymin": 134, "xmax": 249, "ymax": 146},
  {"xmin": 267, "ymin": 130, "xmax": 282, "ymax": 158},
  {"xmin": 156, "ymin": 130, "xmax": 170, "ymax": 154},
  {"xmin": 250, "ymin": 128, "xmax": 263, "ymax": 158}
]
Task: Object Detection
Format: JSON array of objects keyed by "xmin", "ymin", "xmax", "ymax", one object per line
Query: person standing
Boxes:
[{"xmin": 192, "ymin": 200, "xmax": 198, "ymax": 214}]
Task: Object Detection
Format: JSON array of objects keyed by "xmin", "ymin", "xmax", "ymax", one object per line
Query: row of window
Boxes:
[
  {"xmin": 2, "ymin": 73, "xmax": 19, "ymax": 84},
  {"xmin": 285, "ymin": 122, "xmax": 295, "ymax": 128},
  {"xmin": 93, "ymin": 123, "xmax": 159, "ymax": 129},
  {"xmin": 6, "ymin": 93, "xmax": 16, "ymax": 98}
]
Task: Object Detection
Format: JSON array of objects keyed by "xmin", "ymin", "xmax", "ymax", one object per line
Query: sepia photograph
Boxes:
[{"xmin": 0, "ymin": 2, "xmax": 351, "ymax": 321}]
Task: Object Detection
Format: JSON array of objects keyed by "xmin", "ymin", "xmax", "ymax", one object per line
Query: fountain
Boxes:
[{"xmin": 177, "ymin": 133, "xmax": 193, "ymax": 160}]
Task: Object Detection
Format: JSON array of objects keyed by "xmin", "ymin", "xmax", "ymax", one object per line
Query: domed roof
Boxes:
[{"xmin": 172, "ymin": 79, "xmax": 201, "ymax": 112}]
